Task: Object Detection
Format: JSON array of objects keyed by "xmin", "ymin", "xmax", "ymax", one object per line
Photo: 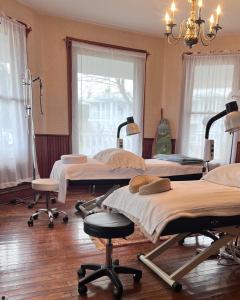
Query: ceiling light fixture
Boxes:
[{"xmin": 164, "ymin": 0, "xmax": 222, "ymax": 48}]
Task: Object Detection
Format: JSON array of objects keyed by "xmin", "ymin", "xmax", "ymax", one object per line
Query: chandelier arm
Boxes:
[
  {"xmin": 200, "ymin": 22, "xmax": 217, "ymax": 43},
  {"xmin": 171, "ymin": 20, "xmax": 187, "ymax": 40},
  {"xmin": 196, "ymin": 23, "xmax": 202, "ymax": 38},
  {"xmin": 200, "ymin": 32, "xmax": 211, "ymax": 47},
  {"xmin": 199, "ymin": 23, "xmax": 211, "ymax": 46},
  {"xmin": 167, "ymin": 35, "xmax": 181, "ymax": 46}
]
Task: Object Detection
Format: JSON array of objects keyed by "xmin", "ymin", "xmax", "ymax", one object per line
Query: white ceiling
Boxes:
[{"xmin": 16, "ymin": 0, "xmax": 240, "ymax": 37}]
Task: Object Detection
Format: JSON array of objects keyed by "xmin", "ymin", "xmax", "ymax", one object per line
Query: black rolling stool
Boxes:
[{"xmin": 78, "ymin": 212, "xmax": 142, "ymax": 298}]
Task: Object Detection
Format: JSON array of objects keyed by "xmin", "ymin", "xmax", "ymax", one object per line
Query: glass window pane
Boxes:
[{"xmin": 72, "ymin": 44, "xmax": 145, "ymax": 156}]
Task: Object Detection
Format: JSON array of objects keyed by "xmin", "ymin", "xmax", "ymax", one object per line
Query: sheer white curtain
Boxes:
[
  {"xmin": 0, "ymin": 16, "xmax": 32, "ymax": 188},
  {"xmin": 72, "ymin": 41, "xmax": 146, "ymax": 156},
  {"xmin": 179, "ymin": 54, "xmax": 240, "ymax": 164}
]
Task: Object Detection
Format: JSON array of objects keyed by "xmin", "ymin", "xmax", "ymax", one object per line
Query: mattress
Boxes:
[
  {"xmin": 51, "ymin": 158, "xmax": 203, "ymax": 181},
  {"xmin": 102, "ymin": 180, "xmax": 240, "ymax": 243},
  {"xmin": 50, "ymin": 159, "xmax": 203, "ymax": 203}
]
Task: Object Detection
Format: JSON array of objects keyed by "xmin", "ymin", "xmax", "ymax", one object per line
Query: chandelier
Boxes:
[{"xmin": 164, "ymin": 0, "xmax": 222, "ymax": 48}]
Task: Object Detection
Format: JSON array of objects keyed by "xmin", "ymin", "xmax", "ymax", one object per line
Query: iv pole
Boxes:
[{"xmin": 21, "ymin": 69, "xmax": 43, "ymax": 208}]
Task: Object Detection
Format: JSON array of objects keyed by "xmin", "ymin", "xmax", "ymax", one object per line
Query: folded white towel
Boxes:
[{"xmin": 61, "ymin": 154, "xmax": 87, "ymax": 164}]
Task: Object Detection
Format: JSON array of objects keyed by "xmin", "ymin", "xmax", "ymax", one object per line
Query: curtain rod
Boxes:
[
  {"xmin": 182, "ymin": 49, "xmax": 240, "ymax": 57},
  {"xmin": 0, "ymin": 12, "xmax": 32, "ymax": 37},
  {"xmin": 65, "ymin": 36, "xmax": 150, "ymax": 56}
]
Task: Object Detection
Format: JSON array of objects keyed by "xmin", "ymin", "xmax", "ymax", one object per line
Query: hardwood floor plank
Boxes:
[{"xmin": 1, "ymin": 188, "xmax": 240, "ymax": 299}]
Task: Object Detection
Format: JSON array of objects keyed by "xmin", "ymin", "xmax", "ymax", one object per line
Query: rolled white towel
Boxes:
[{"xmin": 61, "ymin": 154, "xmax": 87, "ymax": 164}]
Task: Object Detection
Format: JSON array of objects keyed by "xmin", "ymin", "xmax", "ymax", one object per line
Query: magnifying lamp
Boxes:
[
  {"xmin": 204, "ymin": 101, "xmax": 240, "ymax": 162},
  {"xmin": 117, "ymin": 116, "xmax": 140, "ymax": 148}
]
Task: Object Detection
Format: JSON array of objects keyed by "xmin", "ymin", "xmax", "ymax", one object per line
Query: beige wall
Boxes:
[
  {"xmin": 38, "ymin": 15, "xmax": 165, "ymax": 136},
  {"xmin": 2, "ymin": 0, "xmax": 240, "ymax": 141}
]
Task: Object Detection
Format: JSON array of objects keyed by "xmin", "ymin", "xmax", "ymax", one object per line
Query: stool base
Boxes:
[
  {"xmin": 78, "ymin": 261, "xmax": 142, "ymax": 298},
  {"xmin": 28, "ymin": 208, "xmax": 68, "ymax": 228}
]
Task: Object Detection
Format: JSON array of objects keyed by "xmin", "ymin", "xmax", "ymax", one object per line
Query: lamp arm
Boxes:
[
  {"xmin": 205, "ymin": 110, "xmax": 227, "ymax": 139},
  {"xmin": 117, "ymin": 121, "xmax": 128, "ymax": 138}
]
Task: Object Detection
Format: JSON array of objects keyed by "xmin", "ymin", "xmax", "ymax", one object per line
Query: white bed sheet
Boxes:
[
  {"xmin": 50, "ymin": 159, "xmax": 203, "ymax": 203},
  {"xmin": 103, "ymin": 180, "xmax": 240, "ymax": 243}
]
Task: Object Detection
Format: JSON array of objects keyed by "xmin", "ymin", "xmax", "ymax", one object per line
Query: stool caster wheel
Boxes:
[
  {"xmin": 63, "ymin": 216, "xmax": 68, "ymax": 223},
  {"xmin": 113, "ymin": 259, "xmax": 119, "ymax": 266},
  {"xmin": 75, "ymin": 201, "xmax": 84, "ymax": 211},
  {"xmin": 172, "ymin": 282, "xmax": 182, "ymax": 292},
  {"xmin": 178, "ymin": 240, "xmax": 184, "ymax": 246},
  {"xmin": 78, "ymin": 284, "xmax": 87, "ymax": 295},
  {"xmin": 28, "ymin": 203, "xmax": 34, "ymax": 209},
  {"xmin": 48, "ymin": 222, "xmax": 54, "ymax": 228},
  {"xmin": 137, "ymin": 253, "xmax": 144, "ymax": 261},
  {"xmin": 51, "ymin": 197, "xmax": 57, "ymax": 204},
  {"xmin": 53, "ymin": 212, "xmax": 59, "ymax": 218},
  {"xmin": 219, "ymin": 232, "xmax": 224, "ymax": 238},
  {"xmin": 33, "ymin": 214, "xmax": 38, "ymax": 220},
  {"xmin": 28, "ymin": 220, "xmax": 33, "ymax": 227},
  {"xmin": 113, "ymin": 286, "xmax": 123, "ymax": 299},
  {"xmin": 77, "ymin": 268, "xmax": 86, "ymax": 277},
  {"xmin": 133, "ymin": 272, "xmax": 142, "ymax": 282}
]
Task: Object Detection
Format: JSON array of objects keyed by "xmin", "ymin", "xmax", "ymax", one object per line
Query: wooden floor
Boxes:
[{"xmin": 1, "ymin": 187, "xmax": 240, "ymax": 300}]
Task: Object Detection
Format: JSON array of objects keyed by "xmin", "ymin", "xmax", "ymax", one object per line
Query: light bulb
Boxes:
[
  {"xmin": 210, "ymin": 14, "xmax": 214, "ymax": 24},
  {"xmin": 170, "ymin": 2, "xmax": 176, "ymax": 12},
  {"xmin": 209, "ymin": 14, "xmax": 215, "ymax": 32},
  {"xmin": 165, "ymin": 12, "xmax": 171, "ymax": 24},
  {"xmin": 216, "ymin": 5, "xmax": 222, "ymax": 15},
  {"xmin": 216, "ymin": 5, "xmax": 222, "ymax": 24}
]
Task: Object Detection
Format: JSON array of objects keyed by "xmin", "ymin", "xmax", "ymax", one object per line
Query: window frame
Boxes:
[{"xmin": 66, "ymin": 36, "xmax": 149, "ymax": 153}]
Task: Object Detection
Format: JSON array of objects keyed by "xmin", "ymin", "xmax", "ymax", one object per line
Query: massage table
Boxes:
[
  {"xmin": 50, "ymin": 158, "xmax": 203, "ymax": 203},
  {"xmin": 102, "ymin": 180, "xmax": 240, "ymax": 291}
]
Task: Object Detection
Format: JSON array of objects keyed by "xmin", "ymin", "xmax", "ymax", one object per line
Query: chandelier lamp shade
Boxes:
[{"xmin": 164, "ymin": 0, "xmax": 222, "ymax": 48}]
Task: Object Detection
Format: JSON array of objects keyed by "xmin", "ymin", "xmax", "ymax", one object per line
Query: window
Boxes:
[
  {"xmin": 0, "ymin": 17, "xmax": 32, "ymax": 188},
  {"xmin": 179, "ymin": 54, "xmax": 240, "ymax": 164},
  {"xmin": 70, "ymin": 41, "xmax": 146, "ymax": 156}
]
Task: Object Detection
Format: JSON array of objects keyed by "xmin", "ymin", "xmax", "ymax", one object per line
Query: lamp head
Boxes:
[
  {"xmin": 224, "ymin": 101, "xmax": 240, "ymax": 133},
  {"xmin": 225, "ymin": 101, "xmax": 238, "ymax": 114},
  {"xmin": 126, "ymin": 117, "xmax": 140, "ymax": 136},
  {"xmin": 116, "ymin": 116, "xmax": 140, "ymax": 148},
  {"xmin": 225, "ymin": 111, "xmax": 240, "ymax": 133}
]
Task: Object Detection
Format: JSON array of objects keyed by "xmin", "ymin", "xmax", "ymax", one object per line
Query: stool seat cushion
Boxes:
[
  {"xmin": 32, "ymin": 178, "xmax": 59, "ymax": 192},
  {"xmin": 84, "ymin": 212, "xmax": 134, "ymax": 239}
]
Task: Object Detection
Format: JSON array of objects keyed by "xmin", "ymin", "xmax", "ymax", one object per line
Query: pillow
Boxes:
[
  {"xmin": 139, "ymin": 178, "xmax": 171, "ymax": 195},
  {"xmin": 129, "ymin": 175, "xmax": 171, "ymax": 194},
  {"xmin": 202, "ymin": 163, "xmax": 240, "ymax": 188},
  {"xmin": 93, "ymin": 148, "xmax": 120, "ymax": 161},
  {"xmin": 129, "ymin": 175, "xmax": 160, "ymax": 193},
  {"xmin": 93, "ymin": 148, "xmax": 146, "ymax": 170}
]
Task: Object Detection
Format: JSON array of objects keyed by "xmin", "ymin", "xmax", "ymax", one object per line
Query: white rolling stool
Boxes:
[{"xmin": 28, "ymin": 179, "xmax": 68, "ymax": 228}]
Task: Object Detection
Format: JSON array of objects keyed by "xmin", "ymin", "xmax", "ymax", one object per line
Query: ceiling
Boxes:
[{"xmin": 16, "ymin": 0, "xmax": 240, "ymax": 37}]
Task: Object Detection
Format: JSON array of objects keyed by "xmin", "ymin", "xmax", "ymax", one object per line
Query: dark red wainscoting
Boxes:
[{"xmin": 35, "ymin": 134, "xmax": 70, "ymax": 178}]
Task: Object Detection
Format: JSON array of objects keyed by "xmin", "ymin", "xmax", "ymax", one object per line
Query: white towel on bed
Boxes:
[
  {"xmin": 61, "ymin": 154, "xmax": 87, "ymax": 164},
  {"xmin": 103, "ymin": 180, "xmax": 240, "ymax": 243}
]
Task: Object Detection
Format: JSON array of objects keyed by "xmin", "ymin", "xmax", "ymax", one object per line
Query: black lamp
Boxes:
[{"xmin": 117, "ymin": 116, "xmax": 140, "ymax": 148}]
